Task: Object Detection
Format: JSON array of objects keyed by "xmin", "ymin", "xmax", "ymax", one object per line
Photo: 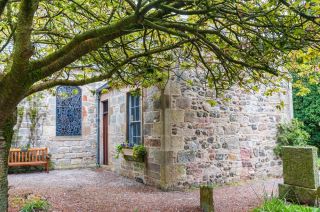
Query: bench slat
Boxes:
[
  {"xmin": 9, "ymin": 162, "xmax": 47, "ymax": 166},
  {"xmin": 8, "ymin": 147, "xmax": 49, "ymax": 173}
]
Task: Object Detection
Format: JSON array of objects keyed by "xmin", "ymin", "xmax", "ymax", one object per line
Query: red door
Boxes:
[{"xmin": 102, "ymin": 101, "xmax": 108, "ymax": 165}]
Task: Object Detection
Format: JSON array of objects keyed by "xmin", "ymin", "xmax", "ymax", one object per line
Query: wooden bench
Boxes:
[{"xmin": 8, "ymin": 148, "xmax": 49, "ymax": 173}]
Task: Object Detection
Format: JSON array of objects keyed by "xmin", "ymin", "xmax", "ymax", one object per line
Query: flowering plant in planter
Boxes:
[
  {"xmin": 115, "ymin": 143, "xmax": 147, "ymax": 162},
  {"xmin": 132, "ymin": 145, "xmax": 147, "ymax": 162},
  {"xmin": 115, "ymin": 144, "xmax": 123, "ymax": 159}
]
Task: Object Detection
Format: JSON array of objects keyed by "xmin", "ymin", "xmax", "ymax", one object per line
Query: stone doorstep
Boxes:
[
  {"xmin": 100, "ymin": 165, "xmax": 113, "ymax": 171},
  {"xmin": 279, "ymin": 183, "xmax": 320, "ymax": 206}
]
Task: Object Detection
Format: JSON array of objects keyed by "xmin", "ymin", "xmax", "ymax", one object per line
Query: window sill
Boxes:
[{"xmin": 54, "ymin": 136, "xmax": 83, "ymax": 141}]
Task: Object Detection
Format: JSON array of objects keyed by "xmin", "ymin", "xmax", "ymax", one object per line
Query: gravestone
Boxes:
[
  {"xmin": 279, "ymin": 146, "xmax": 320, "ymax": 206},
  {"xmin": 200, "ymin": 184, "xmax": 214, "ymax": 212},
  {"xmin": 0, "ymin": 130, "xmax": 4, "ymax": 144}
]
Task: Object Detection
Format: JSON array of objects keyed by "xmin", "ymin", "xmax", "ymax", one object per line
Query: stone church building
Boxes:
[{"xmin": 14, "ymin": 72, "xmax": 293, "ymax": 189}]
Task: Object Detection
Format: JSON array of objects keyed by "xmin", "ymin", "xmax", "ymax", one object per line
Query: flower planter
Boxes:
[
  {"xmin": 122, "ymin": 148, "xmax": 145, "ymax": 163},
  {"xmin": 122, "ymin": 148, "xmax": 134, "ymax": 156}
]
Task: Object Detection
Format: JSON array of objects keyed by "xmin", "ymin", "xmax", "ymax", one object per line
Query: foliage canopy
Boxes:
[
  {"xmin": 0, "ymin": 0, "xmax": 318, "ymax": 103},
  {"xmin": 294, "ymin": 83, "xmax": 320, "ymax": 149}
]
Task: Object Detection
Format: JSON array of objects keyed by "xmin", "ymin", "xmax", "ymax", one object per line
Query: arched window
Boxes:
[{"xmin": 56, "ymin": 86, "xmax": 82, "ymax": 136}]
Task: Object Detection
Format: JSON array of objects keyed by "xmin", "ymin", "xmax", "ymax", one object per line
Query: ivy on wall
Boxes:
[
  {"xmin": 26, "ymin": 93, "xmax": 45, "ymax": 147},
  {"xmin": 12, "ymin": 93, "xmax": 46, "ymax": 148},
  {"xmin": 11, "ymin": 107, "xmax": 24, "ymax": 147}
]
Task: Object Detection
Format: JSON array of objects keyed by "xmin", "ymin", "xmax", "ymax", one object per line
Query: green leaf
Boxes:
[{"xmin": 206, "ymin": 99, "xmax": 217, "ymax": 107}]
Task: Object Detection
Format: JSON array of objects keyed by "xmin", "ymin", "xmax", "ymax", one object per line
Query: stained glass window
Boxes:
[
  {"xmin": 127, "ymin": 93, "xmax": 141, "ymax": 146},
  {"xmin": 56, "ymin": 86, "xmax": 82, "ymax": 136}
]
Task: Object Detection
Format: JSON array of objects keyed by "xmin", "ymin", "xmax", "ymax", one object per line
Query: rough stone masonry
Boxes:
[
  {"xmin": 100, "ymin": 71, "xmax": 292, "ymax": 189},
  {"xmin": 13, "ymin": 70, "xmax": 293, "ymax": 189}
]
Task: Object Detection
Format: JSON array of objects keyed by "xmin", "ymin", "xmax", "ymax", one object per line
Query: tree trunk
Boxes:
[
  {"xmin": 0, "ymin": 113, "xmax": 16, "ymax": 212},
  {"xmin": 0, "ymin": 133, "xmax": 9, "ymax": 211}
]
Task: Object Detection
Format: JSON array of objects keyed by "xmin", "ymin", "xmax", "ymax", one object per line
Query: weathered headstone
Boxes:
[
  {"xmin": 279, "ymin": 146, "xmax": 320, "ymax": 206},
  {"xmin": 0, "ymin": 130, "xmax": 3, "ymax": 140},
  {"xmin": 200, "ymin": 184, "xmax": 214, "ymax": 212}
]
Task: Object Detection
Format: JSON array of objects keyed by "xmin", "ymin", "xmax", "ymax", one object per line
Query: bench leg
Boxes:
[{"xmin": 45, "ymin": 163, "xmax": 49, "ymax": 173}]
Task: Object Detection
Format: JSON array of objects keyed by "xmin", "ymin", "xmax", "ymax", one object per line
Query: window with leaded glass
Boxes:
[
  {"xmin": 127, "ymin": 93, "xmax": 141, "ymax": 146},
  {"xmin": 56, "ymin": 86, "xmax": 82, "ymax": 136}
]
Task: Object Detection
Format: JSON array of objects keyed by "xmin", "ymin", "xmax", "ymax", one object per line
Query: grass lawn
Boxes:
[{"xmin": 254, "ymin": 199, "xmax": 320, "ymax": 212}]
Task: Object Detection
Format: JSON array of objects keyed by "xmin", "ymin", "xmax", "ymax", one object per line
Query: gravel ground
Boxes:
[{"xmin": 8, "ymin": 168, "xmax": 282, "ymax": 212}]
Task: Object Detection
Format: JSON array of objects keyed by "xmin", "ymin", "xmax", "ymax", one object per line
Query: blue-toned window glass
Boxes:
[
  {"xmin": 56, "ymin": 86, "xmax": 82, "ymax": 136},
  {"xmin": 127, "ymin": 93, "xmax": 141, "ymax": 146}
]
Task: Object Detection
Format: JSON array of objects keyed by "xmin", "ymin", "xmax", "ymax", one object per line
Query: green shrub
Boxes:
[
  {"xmin": 254, "ymin": 198, "xmax": 320, "ymax": 212},
  {"xmin": 293, "ymin": 83, "xmax": 320, "ymax": 149},
  {"xmin": 275, "ymin": 119, "xmax": 310, "ymax": 156},
  {"xmin": 20, "ymin": 198, "xmax": 50, "ymax": 212}
]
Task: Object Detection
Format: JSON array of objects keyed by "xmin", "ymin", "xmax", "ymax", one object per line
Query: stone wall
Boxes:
[
  {"xmin": 100, "ymin": 86, "xmax": 164, "ymax": 187},
  {"xmin": 13, "ymin": 72, "xmax": 293, "ymax": 189},
  {"xmin": 100, "ymin": 89, "xmax": 126, "ymax": 170},
  {"xmin": 161, "ymin": 73, "xmax": 292, "ymax": 188},
  {"xmin": 98, "ymin": 72, "xmax": 292, "ymax": 189},
  {"xmin": 14, "ymin": 85, "xmax": 98, "ymax": 169}
]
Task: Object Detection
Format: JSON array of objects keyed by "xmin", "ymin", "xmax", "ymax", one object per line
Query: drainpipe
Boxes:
[
  {"xmin": 96, "ymin": 92, "xmax": 101, "ymax": 167},
  {"xmin": 160, "ymin": 88, "xmax": 168, "ymax": 188}
]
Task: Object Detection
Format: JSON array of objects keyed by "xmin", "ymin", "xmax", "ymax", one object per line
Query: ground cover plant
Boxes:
[
  {"xmin": 254, "ymin": 198, "xmax": 320, "ymax": 212},
  {"xmin": 9, "ymin": 194, "xmax": 50, "ymax": 212}
]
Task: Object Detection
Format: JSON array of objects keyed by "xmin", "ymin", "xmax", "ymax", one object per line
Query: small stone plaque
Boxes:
[{"xmin": 282, "ymin": 146, "xmax": 319, "ymax": 189}]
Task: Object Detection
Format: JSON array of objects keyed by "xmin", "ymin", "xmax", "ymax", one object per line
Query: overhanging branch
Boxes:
[
  {"xmin": 0, "ymin": 0, "xmax": 8, "ymax": 18},
  {"xmin": 29, "ymin": 15, "xmax": 140, "ymax": 81},
  {"xmin": 26, "ymin": 40, "xmax": 191, "ymax": 96}
]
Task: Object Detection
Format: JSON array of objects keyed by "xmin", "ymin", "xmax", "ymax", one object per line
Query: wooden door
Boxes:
[{"xmin": 102, "ymin": 101, "xmax": 108, "ymax": 165}]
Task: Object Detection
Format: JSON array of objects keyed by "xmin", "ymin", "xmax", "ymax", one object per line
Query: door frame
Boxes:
[{"xmin": 102, "ymin": 100, "xmax": 109, "ymax": 165}]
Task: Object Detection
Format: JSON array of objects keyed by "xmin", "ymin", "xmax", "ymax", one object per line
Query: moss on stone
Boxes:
[
  {"xmin": 200, "ymin": 185, "xmax": 214, "ymax": 212},
  {"xmin": 282, "ymin": 146, "xmax": 319, "ymax": 189},
  {"xmin": 279, "ymin": 183, "xmax": 319, "ymax": 206}
]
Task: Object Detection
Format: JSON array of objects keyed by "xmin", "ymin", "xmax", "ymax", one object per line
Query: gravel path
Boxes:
[{"xmin": 8, "ymin": 169, "xmax": 282, "ymax": 212}]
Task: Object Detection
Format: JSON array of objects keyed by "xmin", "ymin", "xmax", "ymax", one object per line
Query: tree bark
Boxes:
[
  {"xmin": 0, "ymin": 112, "xmax": 16, "ymax": 212},
  {"xmin": 0, "ymin": 133, "xmax": 9, "ymax": 211}
]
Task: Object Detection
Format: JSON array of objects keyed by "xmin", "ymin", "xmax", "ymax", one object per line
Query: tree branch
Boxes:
[
  {"xmin": 26, "ymin": 40, "xmax": 191, "ymax": 96},
  {"xmin": 146, "ymin": 19, "xmax": 278, "ymax": 75},
  {"xmin": 0, "ymin": 0, "xmax": 8, "ymax": 18},
  {"xmin": 29, "ymin": 15, "xmax": 140, "ymax": 80},
  {"xmin": 124, "ymin": 0, "xmax": 136, "ymax": 11},
  {"xmin": 11, "ymin": 0, "xmax": 39, "ymax": 74},
  {"xmin": 279, "ymin": 0, "xmax": 320, "ymax": 26}
]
